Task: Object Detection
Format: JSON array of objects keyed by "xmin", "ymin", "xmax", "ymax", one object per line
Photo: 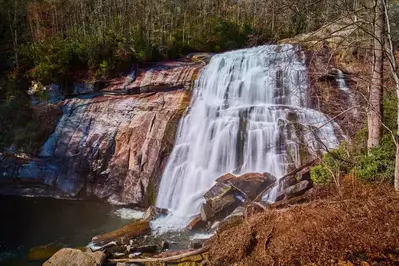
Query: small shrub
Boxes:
[
  {"xmin": 310, "ymin": 143, "xmax": 353, "ymax": 185},
  {"xmin": 310, "ymin": 165, "xmax": 333, "ymax": 184},
  {"xmin": 353, "ymin": 135, "xmax": 396, "ymax": 183}
]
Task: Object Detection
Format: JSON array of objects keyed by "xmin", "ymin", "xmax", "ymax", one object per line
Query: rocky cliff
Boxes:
[{"xmin": 0, "ymin": 59, "xmax": 204, "ymax": 206}]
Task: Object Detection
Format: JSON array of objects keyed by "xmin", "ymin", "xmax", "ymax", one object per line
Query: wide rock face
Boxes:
[{"xmin": 0, "ymin": 60, "xmax": 204, "ymax": 206}]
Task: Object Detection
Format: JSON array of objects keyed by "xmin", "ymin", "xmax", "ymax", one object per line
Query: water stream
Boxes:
[
  {"xmin": 336, "ymin": 69, "xmax": 359, "ymax": 117},
  {"xmin": 155, "ymin": 45, "xmax": 344, "ymax": 230}
]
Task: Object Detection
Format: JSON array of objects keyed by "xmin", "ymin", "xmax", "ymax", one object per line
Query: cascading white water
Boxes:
[
  {"xmin": 155, "ymin": 45, "xmax": 343, "ymax": 229},
  {"xmin": 336, "ymin": 69, "xmax": 359, "ymax": 117}
]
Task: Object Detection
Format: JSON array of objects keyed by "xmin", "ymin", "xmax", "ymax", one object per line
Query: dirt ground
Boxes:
[{"xmin": 208, "ymin": 181, "xmax": 399, "ymax": 266}]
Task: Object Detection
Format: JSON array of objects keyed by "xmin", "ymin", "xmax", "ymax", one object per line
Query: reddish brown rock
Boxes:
[
  {"xmin": 43, "ymin": 248, "xmax": 106, "ymax": 266},
  {"xmin": 186, "ymin": 214, "xmax": 207, "ymax": 231},
  {"xmin": 227, "ymin": 172, "xmax": 276, "ymax": 201},
  {"xmin": 0, "ymin": 60, "xmax": 203, "ymax": 206},
  {"xmin": 215, "ymin": 173, "xmax": 235, "ymax": 183}
]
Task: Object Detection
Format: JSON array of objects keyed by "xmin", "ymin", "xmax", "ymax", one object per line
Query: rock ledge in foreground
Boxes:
[{"xmin": 43, "ymin": 248, "xmax": 106, "ymax": 266}]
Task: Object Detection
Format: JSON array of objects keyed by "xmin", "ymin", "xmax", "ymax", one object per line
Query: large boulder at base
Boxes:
[
  {"xmin": 215, "ymin": 173, "xmax": 235, "ymax": 183},
  {"xmin": 201, "ymin": 192, "xmax": 237, "ymax": 222},
  {"xmin": 43, "ymin": 248, "xmax": 106, "ymax": 266},
  {"xmin": 142, "ymin": 206, "xmax": 168, "ymax": 221},
  {"xmin": 92, "ymin": 220, "xmax": 150, "ymax": 245},
  {"xmin": 204, "ymin": 182, "xmax": 233, "ymax": 202},
  {"xmin": 200, "ymin": 172, "xmax": 277, "ymax": 222},
  {"xmin": 284, "ymin": 180, "xmax": 312, "ymax": 199},
  {"xmin": 275, "ymin": 163, "xmax": 315, "ymax": 201},
  {"xmin": 227, "ymin": 172, "xmax": 276, "ymax": 201}
]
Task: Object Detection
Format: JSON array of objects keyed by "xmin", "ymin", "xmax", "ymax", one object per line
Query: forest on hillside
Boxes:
[{"xmin": 0, "ymin": 0, "xmax": 367, "ymax": 85}]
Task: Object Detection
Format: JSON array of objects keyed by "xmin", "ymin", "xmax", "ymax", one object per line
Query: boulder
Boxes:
[
  {"xmin": 274, "ymin": 175, "xmax": 297, "ymax": 202},
  {"xmin": 201, "ymin": 180, "xmax": 239, "ymax": 221},
  {"xmin": 43, "ymin": 248, "xmax": 106, "ymax": 266},
  {"xmin": 202, "ymin": 193, "xmax": 238, "ymax": 222},
  {"xmin": 275, "ymin": 186, "xmax": 286, "ymax": 202},
  {"xmin": 200, "ymin": 172, "xmax": 277, "ymax": 222},
  {"xmin": 142, "ymin": 206, "xmax": 168, "ymax": 221},
  {"xmin": 210, "ymin": 193, "xmax": 236, "ymax": 215},
  {"xmin": 200, "ymin": 202, "xmax": 213, "ymax": 221},
  {"xmin": 92, "ymin": 220, "xmax": 150, "ymax": 245},
  {"xmin": 215, "ymin": 173, "xmax": 235, "ymax": 183},
  {"xmin": 204, "ymin": 182, "xmax": 233, "ymax": 202},
  {"xmin": 186, "ymin": 214, "xmax": 207, "ymax": 231},
  {"xmin": 284, "ymin": 180, "xmax": 312, "ymax": 199},
  {"xmin": 282, "ymin": 175, "xmax": 298, "ymax": 189},
  {"xmin": 227, "ymin": 172, "xmax": 276, "ymax": 201},
  {"xmin": 296, "ymin": 166, "xmax": 312, "ymax": 182}
]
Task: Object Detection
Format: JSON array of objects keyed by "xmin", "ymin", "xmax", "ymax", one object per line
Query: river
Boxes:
[{"xmin": 0, "ymin": 196, "xmax": 142, "ymax": 265}]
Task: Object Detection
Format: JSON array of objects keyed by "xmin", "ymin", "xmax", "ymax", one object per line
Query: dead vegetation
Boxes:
[{"xmin": 208, "ymin": 182, "xmax": 399, "ymax": 265}]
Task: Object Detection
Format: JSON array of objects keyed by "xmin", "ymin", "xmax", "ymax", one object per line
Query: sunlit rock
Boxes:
[
  {"xmin": 43, "ymin": 248, "xmax": 106, "ymax": 266},
  {"xmin": 0, "ymin": 59, "xmax": 202, "ymax": 206}
]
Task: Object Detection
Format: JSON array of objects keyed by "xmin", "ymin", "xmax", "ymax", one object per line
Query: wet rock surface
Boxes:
[
  {"xmin": 142, "ymin": 206, "xmax": 168, "ymax": 221},
  {"xmin": 196, "ymin": 165, "xmax": 315, "ymax": 227},
  {"xmin": 0, "ymin": 59, "xmax": 204, "ymax": 206},
  {"xmin": 198, "ymin": 172, "xmax": 277, "ymax": 224}
]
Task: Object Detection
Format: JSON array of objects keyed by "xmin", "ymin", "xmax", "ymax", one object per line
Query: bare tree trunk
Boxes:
[
  {"xmin": 382, "ymin": 0, "xmax": 399, "ymax": 191},
  {"xmin": 367, "ymin": 0, "xmax": 385, "ymax": 149}
]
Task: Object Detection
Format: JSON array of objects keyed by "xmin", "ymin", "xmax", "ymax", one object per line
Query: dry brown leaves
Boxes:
[{"xmin": 208, "ymin": 182, "xmax": 399, "ymax": 266}]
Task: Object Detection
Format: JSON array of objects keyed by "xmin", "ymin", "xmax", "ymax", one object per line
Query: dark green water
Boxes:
[{"xmin": 0, "ymin": 196, "xmax": 135, "ymax": 266}]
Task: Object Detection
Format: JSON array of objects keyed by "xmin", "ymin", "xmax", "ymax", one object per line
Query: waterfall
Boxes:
[
  {"xmin": 336, "ymin": 69, "xmax": 358, "ymax": 117},
  {"xmin": 155, "ymin": 45, "xmax": 343, "ymax": 225}
]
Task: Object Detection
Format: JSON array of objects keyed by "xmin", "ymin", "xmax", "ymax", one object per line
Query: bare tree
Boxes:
[{"xmin": 367, "ymin": 0, "xmax": 385, "ymax": 149}]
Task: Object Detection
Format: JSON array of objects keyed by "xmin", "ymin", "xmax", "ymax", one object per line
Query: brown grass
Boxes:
[{"xmin": 208, "ymin": 182, "xmax": 399, "ymax": 265}]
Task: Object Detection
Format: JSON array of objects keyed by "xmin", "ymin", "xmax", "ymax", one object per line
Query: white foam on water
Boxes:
[
  {"xmin": 114, "ymin": 208, "xmax": 144, "ymax": 220},
  {"xmin": 150, "ymin": 213, "xmax": 194, "ymax": 235}
]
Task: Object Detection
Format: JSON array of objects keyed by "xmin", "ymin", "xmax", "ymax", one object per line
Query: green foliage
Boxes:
[
  {"xmin": 353, "ymin": 134, "xmax": 396, "ymax": 183},
  {"xmin": 310, "ymin": 143, "xmax": 352, "ymax": 184},
  {"xmin": 352, "ymin": 93, "xmax": 397, "ymax": 183},
  {"xmin": 20, "ymin": 37, "xmax": 88, "ymax": 84},
  {"xmin": 0, "ymin": 76, "xmax": 59, "ymax": 153},
  {"xmin": 310, "ymin": 165, "xmax": 333, "ymax": 184},
  {"xmin": 311, "ymin": 93, "xmax": 398, "ymax": 185}
]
